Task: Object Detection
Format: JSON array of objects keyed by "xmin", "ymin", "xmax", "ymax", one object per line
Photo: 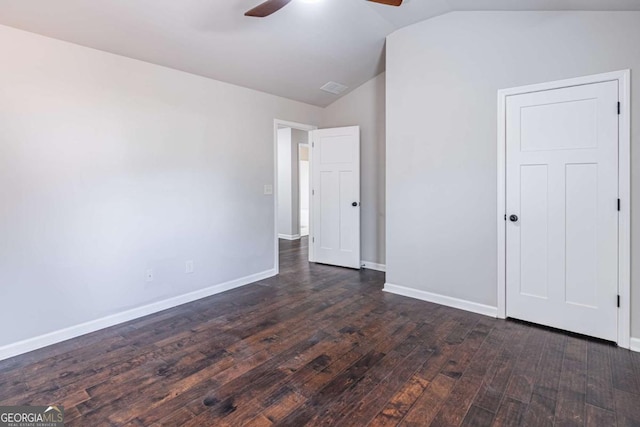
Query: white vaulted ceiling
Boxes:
[{"xmin": 0, "ymin": 0, "xmax": 638, "ymax": 106}]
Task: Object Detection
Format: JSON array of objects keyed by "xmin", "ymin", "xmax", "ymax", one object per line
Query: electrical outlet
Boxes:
[
  {"xmin": 146, "ymin": 269, "xmax": 154, "ymax": 282},
  {"xmin": 264, "ymin": 184, "xmax": 273, "ymax": 195},
  {"xmin": 185, "ymin": 260, "xmax": 194, "ymax": 274}
]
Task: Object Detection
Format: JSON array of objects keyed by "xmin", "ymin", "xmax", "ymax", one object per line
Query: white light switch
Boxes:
[{"xmin": 264, "ymin": 184, "xmax": 273, "ymax": 195}]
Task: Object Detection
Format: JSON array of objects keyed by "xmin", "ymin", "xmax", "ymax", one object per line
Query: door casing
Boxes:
[{"xmin": 496, "ymin": 70, "xmax": 631, "ymax": 348}]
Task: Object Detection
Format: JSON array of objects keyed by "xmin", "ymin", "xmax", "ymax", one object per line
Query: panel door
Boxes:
[
  {"xmin": 506, "ymin": 80, "xmax": 619, "ymax": 341},
  {"xmin": 311, "ymin": 126, "xmax": 360, "ymax": 269}
]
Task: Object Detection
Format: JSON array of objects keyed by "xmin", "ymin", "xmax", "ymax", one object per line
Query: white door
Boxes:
[
  {"xmin": 505, "ymin": 80, "xmax": 619, "ymax": 341},
  {"xmin": 311, "ymin": 126, "xmax": 360, "ymax": 269}
]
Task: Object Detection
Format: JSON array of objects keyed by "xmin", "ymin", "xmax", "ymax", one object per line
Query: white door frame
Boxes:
[
  {"xmin": 273, "ymin": 119, "xmax": 317, "ymax": 274},
  {"xmin": 298, "ymin": 142, "xmax": 311, "ymax": 238},
  {"xmin": 496, "ymin": 70, "xmax": 631, "ymax": 348}
]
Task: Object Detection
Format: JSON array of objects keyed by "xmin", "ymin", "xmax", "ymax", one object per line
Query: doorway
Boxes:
[
  {"xmin": 276, "ymin": 126, "xmax": 310, "ymax": 241},
  {"xmin": 274, "ymin": 120, "xmax": 316, "ymax": 273},
  {"xmin": 497, "ymin": 70, "xmax": 630, "ymax": 347},
  {"xmin": 274, "ymin": 120, "xmax": 362, "ymax": 273}
]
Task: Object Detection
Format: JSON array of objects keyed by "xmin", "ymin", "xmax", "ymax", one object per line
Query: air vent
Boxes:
[{"xmin": 320, "ymin": 81, "xmax": 348, "ymax": 95}]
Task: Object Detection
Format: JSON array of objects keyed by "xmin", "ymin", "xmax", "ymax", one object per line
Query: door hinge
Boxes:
[
  {"xmin": 618, "ymin": 102, "xmax": 621, "ymax": 115},
  {"xmin": 504, "ymin": 214, "xmax": 507, "ymax": 221},
  {"xmin": 312, "ymin": 237, "xmax": 315, "ymax": 243},
  {"xmin": 312, "ymin": 141, "xmax": 315, "ymax": 148},
  {"xmin": 618, "ymin": 199, "xmax": 621, "ymax": 211},
  {"xmin": 617, "ymin": 295, "xmax": 620, "ymax": 308},
  {"xmin": 312, "ymin": 189, "xmax": 315, "ymax": 196}
]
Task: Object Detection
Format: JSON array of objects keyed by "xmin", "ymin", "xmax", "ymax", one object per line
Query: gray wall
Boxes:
[
  {"xmin": 322, "ymin": 74, "xmax": 386, "ymax": 266},
  {"xmin": 386, "ymin": 11, "xmax": 640, "ymax": 336},
  {"xmin": 0, "ymin": 24, "xmax": 322, "ymax": 348},
  {"xmin": 277, "ymin": 127, "xmax": 295, "ymax": 237}
]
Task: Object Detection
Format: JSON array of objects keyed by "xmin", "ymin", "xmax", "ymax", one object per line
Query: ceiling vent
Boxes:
[{"xmin": 320, "ymin": 81, "xmax": 348, "ymax": 95}]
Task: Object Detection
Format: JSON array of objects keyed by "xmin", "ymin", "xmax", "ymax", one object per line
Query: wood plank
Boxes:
[
  {"xmin": 520, "ymin": 392, "xmax": 555, "ymax": 427},
  {"xmin": 430, "ymin": 323, "xmax": 507, "ymax": 426},
  {"xmin": 492, "ymin": 396, "xmax": 527, "ymax": 427},
  {"xmin": 181, "ymin": 302, "xmax": 419, "ymax": 425},
  {"xmin": 342, "ymin": 317, "xmax": 459, "ymax": 426},
  {"xmin": 275, "ymin": 350, "xmax": 388, "ymax": 426},
  {"xmin": 206, "ymin": 319, "xmax": 421, "ymax": 427},
  {"xmin": 530, "ymin": 330, "xmax": 566, "ymax": 401},
  {"xmin": 585, "ymin": 403, "xmax": 616, "ymax": 427},
  {"xmin": 77, "ymin": 285, "xmax": 373, "ymax": 423},
  {"xmin": 310, "ymin": 323, "xmax": 431, "ymax": 424},
  {"xmin": 586, "ymin": 341, "xmax": 615, "ymax": 411},
  {"xmin": 400, "ymin": 374, "xmax": 456, "ymax": 426},
  {"xmin": 553, "ymin": 336, "xmax": 587, "ymax": 426},
  {"xmin": 367, "ymin": 375, "xmax": 430, "ymax": 427},
  {"xmin": 613, "ymin": 388, "xmax": 640, "ymax": 426},
  {"xmin": 472, "ymin": 321, "xmax": 530, "ymax": 413},
  {"xmin": 461, "ymin": 405, "xmax": 495, "ymax": 426},
  {"xmin": 504, "ymin": 326, "xmax": 547, "ymax": 404},
  {"xmin": 610, "ymin": 344, "xmax": 640, "ymax": 395},
  {"xmin": 367, "ymin": 317, "xmax": 482, "ymax": 427}
]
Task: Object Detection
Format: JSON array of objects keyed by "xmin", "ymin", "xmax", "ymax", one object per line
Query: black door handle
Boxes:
[
  {"xmin": 352, "ymin": 202, "xmax": 358, "ymax": 207},
  {"xmin": 509, "ymin": 214, "xmax": 518, "ymax": 222}
]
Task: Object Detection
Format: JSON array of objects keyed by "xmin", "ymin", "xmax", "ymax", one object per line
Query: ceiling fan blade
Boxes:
[
  {"xmin": 367, "ymin": 0, "xmax": 403, "ymax": 6},
  {"xmin": 245, "ymin": 0, "xmax": 293, "ymax": 17}
]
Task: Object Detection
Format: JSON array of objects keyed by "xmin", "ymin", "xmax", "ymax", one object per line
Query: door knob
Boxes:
[
  {"xmin": 509, "ymin": 214, "xmax": 518, "ymax": 222},
  {"xmin": 352, "ymin": 202, "xmax": 358, "ymax": 207}
]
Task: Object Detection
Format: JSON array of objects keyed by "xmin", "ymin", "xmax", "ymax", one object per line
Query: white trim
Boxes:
[
  {"xmin": 496, "ymin": 70, "xmax": 631, "ymax": 348},
  {"xmin": 630, "ymin": 338, "xmax": 640, "ymax": 353},
  {"xmin": 496, "ymin": 70, "xmax": 631, "ymax": 98},
  {"xmin": 617, "ymin": 70, "xmax": 631, "ymax": 349},
  {"xmin": 361, "ymin": 261, "xmax": 386, "ymax": 272},
  {"xmin": 278, "ymin": 233, "xmax": 301, "ymax": 240},
  {"xmin": 298, "ymin": 143, "xmax": 311, "ymax": 239},
  {"xmin": 274, "ymin": 119, "xmax": 317, "ymax": 273},
  {"xmin": 384, "ymin": 283, "xmax": 497, "ymax": 318},
  {"xmin": 308, "ymin": 131, "xmax": 315, "ymax": 263},
  {"xmin": 0, "ymin": 269, "xmax": 276, "ymax": 361},
  {"xmin": 497, "ymin": 86, "xmax": 507, "ymax": 320}
]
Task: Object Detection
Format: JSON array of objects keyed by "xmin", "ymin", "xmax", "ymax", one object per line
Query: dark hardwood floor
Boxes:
[{"xmin": 1, "ymin": 237, "xmax": 639, "ymax": 426}]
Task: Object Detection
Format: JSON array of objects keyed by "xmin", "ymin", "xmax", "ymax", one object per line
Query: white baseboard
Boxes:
[
  {"xmin": 361, "ymin": 261, "xmax": 386, "ymax": 272},
  {"xmin": 278, "ymin": 234, "xmax": 301, "ymax": 240},
  {"xmin": 383, "ymin": 283, "xmax": 497, "ymax": 318},
  {"xmin": 0, "ymin": 269, "xmax": 276, "ymax": 362},
  {"xmin": 630, "ymin": 337, "xmax": 640, "ymax": 353}
]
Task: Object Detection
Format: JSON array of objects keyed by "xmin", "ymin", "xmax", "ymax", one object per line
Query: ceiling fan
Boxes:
[{"xmin": 245, "ymin": 0, "xmax": 403, "ymax": 18}]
